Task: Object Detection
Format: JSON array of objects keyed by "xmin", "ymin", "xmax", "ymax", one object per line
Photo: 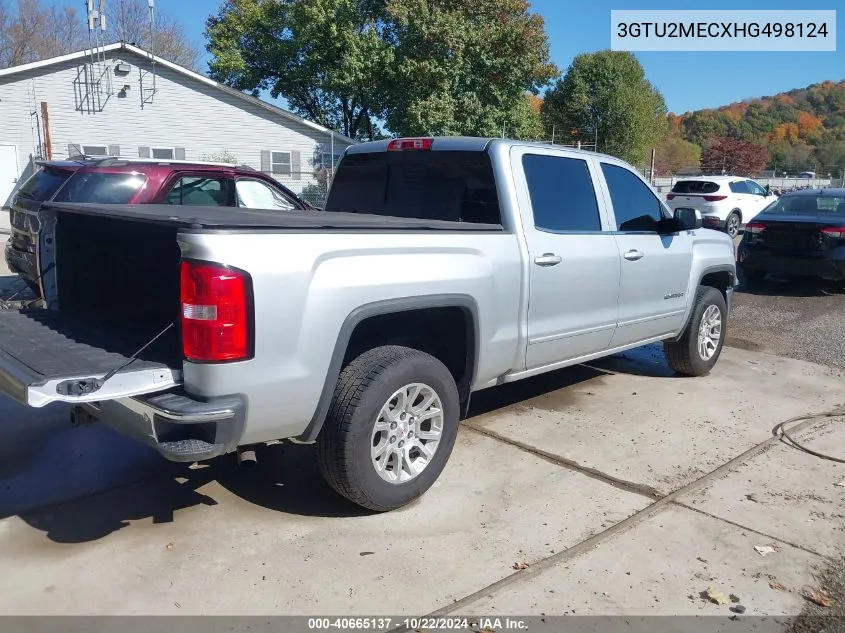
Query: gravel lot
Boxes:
[{"xmin": 727, "ymin": 275, "xmax": 845, "ymax": 370}]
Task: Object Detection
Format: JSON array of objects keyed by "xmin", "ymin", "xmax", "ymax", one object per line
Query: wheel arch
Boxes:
[{"xmin": 296, "ymin": 294, "xmax": 480, "ymax": 442}]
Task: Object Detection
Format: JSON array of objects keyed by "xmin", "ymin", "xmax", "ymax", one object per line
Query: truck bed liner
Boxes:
[
  {"xmin": 43, "ymin": 202, "xmax": 504, "ymax": 231},
  {"xmin": 0, "ymin": 310, "xmax": 173, "ymax": 382}
]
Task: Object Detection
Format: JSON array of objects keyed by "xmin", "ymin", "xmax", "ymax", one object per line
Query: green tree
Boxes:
[
  {"xmin": 542, "ymin": 50, "xmax": 667, "ymax": 165},
  {"xmin": 206, "ymin": 0, "xmax": 393, "ymax": 140},
  {"xmin": 654, "ymin": 137, "xmax": 701, "ymax": 176},
  {"xmin": 205, "ymin": 0, "xmax": 556, "ymax": 140},
  {"xmin": 383, "ymin": 0, "xmax": 556, "ymax": 137}
]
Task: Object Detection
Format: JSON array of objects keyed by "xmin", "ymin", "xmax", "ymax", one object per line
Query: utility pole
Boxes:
[{"xmin": 551, "ymin": 124, "xmax": 555, "ymax": 145}]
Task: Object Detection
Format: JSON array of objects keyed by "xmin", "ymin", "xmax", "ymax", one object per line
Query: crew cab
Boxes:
[
  {"xmin": 5, "ymin": 156, "xmax": 309, "ymax": 294},
  {"xmin": 0, "ymin": 138, "xmax": 737, "ymax": 511}
]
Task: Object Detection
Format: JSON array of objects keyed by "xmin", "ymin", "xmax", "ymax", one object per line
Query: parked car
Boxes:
[
  {"xmin": 665, "ymin": 176, "xmax": 777, "ymax": 238},
  {"xmin": 0, "ymin": 137, "xmax": 737, "ymax": 511},
  {"xmin": 737, "ymin": 188, "xmax": 845, "ymax": 285},
  {"xmin": 5, "ymin": 156, "xmax": 310, "ymax": 295}
]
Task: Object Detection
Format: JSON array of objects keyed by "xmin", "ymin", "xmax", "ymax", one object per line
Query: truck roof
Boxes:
[{"xmin": 347, "ymin": 137, "xmax": 608, "ymax": 159}]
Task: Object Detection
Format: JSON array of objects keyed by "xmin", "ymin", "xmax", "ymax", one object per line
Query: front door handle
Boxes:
[
  {"xmin": 623, "ymin": 249, "xmax": 644, "ymax": 261},
  {"xmin": 534, "ymin": 253, "xmax": 562, "ymax": 267}
]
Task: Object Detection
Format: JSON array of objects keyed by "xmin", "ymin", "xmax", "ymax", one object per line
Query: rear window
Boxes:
[
  {"xmin": 765, "ymin": 196, "xmax": 845, "ymax": 215},
  {"xmin": 53, "ymin": 172, "xmax": 147, "ymax": 204},
  {"xmin": 15, "ymin": 167, "xmax": 73, "ymax": 202},
  {"xmin": 671, "ymin": 180, "xmax": 720, "ymax": 194},
  {"xmin": 325, "ymin": 151, "xmax": 501, "ymax": 224}
]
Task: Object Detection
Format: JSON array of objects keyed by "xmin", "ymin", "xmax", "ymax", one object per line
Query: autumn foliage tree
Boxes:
[{"xmin": 701, "ymin": 138, "xmax": 769, "ymax": 176}]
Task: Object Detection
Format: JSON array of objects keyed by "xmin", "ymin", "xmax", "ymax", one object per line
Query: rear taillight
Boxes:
[
  {"xmin": 387, "ymin": 137, "xmax": 433, "ymax": 151},
  {"xmin": 703, "ymin": 195, "xmax": 728, "ymax": 202},
  {"xmin": 180, "ymin": 260, "xmax": 252, "ymax": 362},
  {"xmin": 745, "ymin": 222, "xmax": 767, "ymax": 234},
  {"xmin": 821, "ymin": 227, "xmax": 845, "ymax": 239},
  {"xmin": 666, "ymin": 194, "xmax": 676, "ymax": 200}
]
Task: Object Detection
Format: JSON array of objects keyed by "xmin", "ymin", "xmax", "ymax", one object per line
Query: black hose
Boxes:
[{"xmin": 772, "ymin": 405, "xmax": 845, "ymax": 464}]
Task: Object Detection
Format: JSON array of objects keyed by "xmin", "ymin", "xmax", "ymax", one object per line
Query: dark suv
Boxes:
[{"xmin": 6, "ymin": 157, "xmax": 310, "ymax": 293}]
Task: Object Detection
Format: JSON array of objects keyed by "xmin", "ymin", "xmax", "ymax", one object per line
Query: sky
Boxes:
[{"xmin": 51, "ymin": 0, "xmax": 844, "ymax": 114}]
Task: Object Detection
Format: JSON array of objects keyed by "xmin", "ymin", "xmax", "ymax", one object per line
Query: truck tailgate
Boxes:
[{"xmin": 0, "ymin": 310, "xmax": 181, "ymax": 407}]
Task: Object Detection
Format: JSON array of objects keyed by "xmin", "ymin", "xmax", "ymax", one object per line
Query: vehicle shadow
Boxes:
[
  {"xmin": 735, "ymin": 275, "xmax": 845, "ymax": 297},
  {"xmin": 14, "ymin": 348, "xmax": 676, "ymax": 544},
  {"xmin": 18, "ymin": 441, "xmax": 368, "ymax": 543}
]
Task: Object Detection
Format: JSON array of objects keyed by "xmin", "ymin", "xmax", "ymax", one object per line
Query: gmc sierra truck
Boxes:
[{"xmin": 0, "ymin": 137, "xmax": 737, "ymax": 511}]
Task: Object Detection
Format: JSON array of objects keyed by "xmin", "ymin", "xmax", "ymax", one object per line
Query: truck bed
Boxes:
[{"xmin": 43, "ymin": 202, "xmax": 504, "ymax": 231}]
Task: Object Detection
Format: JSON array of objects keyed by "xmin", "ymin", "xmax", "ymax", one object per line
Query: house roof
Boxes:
[{"xmin": 0, "ymin": 42, "xmax": 356, "ymax": 145}]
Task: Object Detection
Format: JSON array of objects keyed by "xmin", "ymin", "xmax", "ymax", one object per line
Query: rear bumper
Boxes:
[
  {"xmin": 4, "ymin": 240, "xmax": 38, "ymax": 287},
  {"xmin": 737, "ymin": 247, "xmax": 845, "ymax": 280},
  {"xmin": 80, "ymin": 390, "xmax": 247, "ymax": 462}
]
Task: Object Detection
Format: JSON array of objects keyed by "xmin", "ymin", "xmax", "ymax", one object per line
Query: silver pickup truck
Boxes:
[{"xmin": 0, "ymin": 137, "xmax": 736, "ymax": 511}]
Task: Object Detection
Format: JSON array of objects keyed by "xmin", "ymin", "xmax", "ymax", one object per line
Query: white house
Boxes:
[{"xmin": 0, "ymin": 42, "xmax": 355, "ymax": 209}]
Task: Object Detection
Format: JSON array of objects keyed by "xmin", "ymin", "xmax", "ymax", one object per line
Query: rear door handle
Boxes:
[
  {"xmin": 623, "ymin": 249, "xmax": 644, "ymax": 261},
  {"xmin": 534, "ymin": 253, "xmax": 562, "ymax": 267}
]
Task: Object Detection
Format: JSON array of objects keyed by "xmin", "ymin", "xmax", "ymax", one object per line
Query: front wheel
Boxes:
[
  {"xmin": 663, "ymin": 286, "xmax": 727, "ymax": 377},
  {"xmin": 316, "ymin": 345, "xmax": 459, "ymax": 511}
]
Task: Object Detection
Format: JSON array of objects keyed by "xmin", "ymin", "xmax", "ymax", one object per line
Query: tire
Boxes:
[
  {"xmin": 725, "ymin": 211, "xmax": 741, "ymax": 238},
  {"xmin": 316, "ymin": 345, "xmax": 460, "ymax": 511},
  {"xmin": 741, "ymin": 265, "xmax": 766, "ymax": 288},
  {"xmin": 663, "ymin": 286, "xmax": 727, "ymax": 377}
]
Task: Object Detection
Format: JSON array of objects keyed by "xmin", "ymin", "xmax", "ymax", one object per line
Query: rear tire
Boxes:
[
  {"xmin": 725, "ymin": 211, "xmax": 741, "ymax": 238},
  {"xmin": 663, "ymin": 286, "xmax": 727, "ymax": 377},
  {"xmin": 316, "ymin": 345, "xmax": 459, "ymax": 511}
]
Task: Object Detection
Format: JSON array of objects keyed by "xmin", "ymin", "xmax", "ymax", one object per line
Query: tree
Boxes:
[
  {"xmin": 701, "ymin": 137, "xmax": 768, "ymax": 176},
  {"xmin": 109, "ymin": 0, "xmax": 200, "ymax": 69},
  {"xmin": 654, "ymin": 137, "xmax": 701, "ymax": 176},
  {"xmin": 206, "ymin": 0, "xmax": 394, "ymax": 140},
  {"xmin": 205, "ymin": 0, "xmax": 556, "ymax": 140},
  {"xmin": 0, "ymin": 0, "xmax": 199, "ymax": 69},
  {"xmin": 383, "ymin": 0, "xmax": 557, "ymax": 137},
  {"xmin": 541, "ymin": 50, "xmax": 667, "ymax": 165}
]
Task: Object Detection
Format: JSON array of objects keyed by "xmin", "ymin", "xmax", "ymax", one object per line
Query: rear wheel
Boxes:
[
  {"xmin": 317, "ymin": 345, "xmax": 459, "ymax": 511},
  {"xmin": 663, "ymin": 286, "xmax": 727, "ymax": 377},
  {"xmin": 725, "ymin": 211, "xmax": 741, "ymax": 238}
]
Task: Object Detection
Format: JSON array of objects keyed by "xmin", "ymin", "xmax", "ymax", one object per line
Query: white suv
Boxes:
[{"xmin": 665, "ymin": 176, "xmax": 777, "ymax": 238}]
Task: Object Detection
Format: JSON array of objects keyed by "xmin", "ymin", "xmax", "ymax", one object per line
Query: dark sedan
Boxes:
[{"xmin": 737, "ymin": 188, "xmax": 845, "ymax": 286}]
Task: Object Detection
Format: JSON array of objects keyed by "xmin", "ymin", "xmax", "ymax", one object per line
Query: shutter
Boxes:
[
  {"xmin": 291, "ymin": 150, "xmax": 301, "ymax": 180},
  {"xmin": 108, "ymin": 144, "xmax": 120, "ymax": 156},
  {"xmin": 174, "ymin": 147, "xmax": 186, "ymax": 160},
  {"xmin": 138, "ymin": 146, "xmax": 150, "ymax": 158},
  {"xmin": 260, "ymin": 150, "xmax": 271, "ymax": 173},
  {"xmin": 67, "ymin": 143, "xmax": 81, "ymax": 157}
]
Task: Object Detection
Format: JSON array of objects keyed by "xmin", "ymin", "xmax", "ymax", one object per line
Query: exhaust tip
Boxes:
[{"xmin": 237, "ymin": 445, "xmax": 258, "ymax": 467}]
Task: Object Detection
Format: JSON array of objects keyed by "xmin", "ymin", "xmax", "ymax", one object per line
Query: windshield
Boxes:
[
  {"xmin": 762, "ymin": 195, "xmax": 845, "ymax": 216},
  {"xmin": 325, "ymin": 150, "xmax": 501, "ymax": 224},
  {"xmin": 15, "ymin": 167, "xmax": 74, "ymax": 202},
  {"xmin": 53, "ymin": 172, "xmax": 147, "ymax": 204},
  {"xmin": 671, "ymin": 180, "xmax": 719, "ymax": 194}
]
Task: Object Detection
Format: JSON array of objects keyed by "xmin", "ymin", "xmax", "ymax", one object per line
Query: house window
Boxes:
[
  {"xmin": 271, "ymin": 151, "xmax": 292, "ymax": 176},
  {"xmin": 151, "ymin": 147, "xmax": 175, "ymax": 160},
  {"xmin": 82, "ymin": 145, "xmax": 108, "ymax": 156}
]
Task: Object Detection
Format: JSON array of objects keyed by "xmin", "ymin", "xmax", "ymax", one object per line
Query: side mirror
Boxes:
[{"xmin": 673, "ymin": 208, "xmax": 702, "ymax": 231}]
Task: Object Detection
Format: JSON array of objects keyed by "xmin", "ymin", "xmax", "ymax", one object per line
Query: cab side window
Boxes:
[
  {"xmin": 600, "ymin": 163, "xmax": 665, "ymax": 232},
  {"xmin": 522, "ymin": 154, "xmax": 602, "ymax": 232},
  {"xmin": 747, "ymin": 181, "xmax": 766, "ymax": 196},
  {"xmin": 165, "ymin": 176, "xmax": 232, "ymax": 206}
]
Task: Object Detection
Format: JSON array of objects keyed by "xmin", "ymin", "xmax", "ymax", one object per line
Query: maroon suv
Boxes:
[{"xmin": 6, "ymin": 157, "xmax": 310, "ymax": 292}]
